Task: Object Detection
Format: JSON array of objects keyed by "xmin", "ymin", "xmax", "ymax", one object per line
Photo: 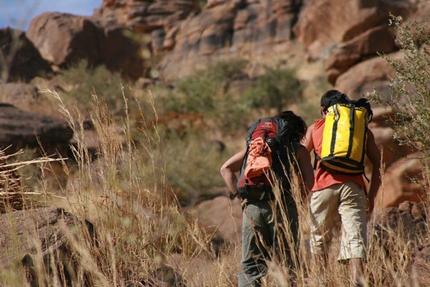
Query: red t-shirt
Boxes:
[{"xmin": 311, "ymin": 119, "xmax": 366, "ymax": 192}]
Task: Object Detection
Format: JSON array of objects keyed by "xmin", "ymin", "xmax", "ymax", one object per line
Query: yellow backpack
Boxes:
[{"xmin": 320, "ymin": 98, "xmax": 373, "ymax": 175}]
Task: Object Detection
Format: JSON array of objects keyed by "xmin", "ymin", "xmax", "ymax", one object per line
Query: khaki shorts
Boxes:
[{"xmin": 309, "ymin": 182, "xmax": 367, "ymax": 261}]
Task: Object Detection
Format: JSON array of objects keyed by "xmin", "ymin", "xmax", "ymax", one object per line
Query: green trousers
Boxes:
[{"xmin": 238, "ymin": 198, "xmax": 299, "ymax": 287}]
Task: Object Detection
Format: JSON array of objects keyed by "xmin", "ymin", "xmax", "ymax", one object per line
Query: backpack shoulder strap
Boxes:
[{"xmin": 270, "ymin": 117, "xmax": 289, "ymax": 144}]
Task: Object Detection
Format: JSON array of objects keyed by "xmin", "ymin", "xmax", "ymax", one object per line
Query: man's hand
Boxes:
[{"xmin": 229, "ymin": 192, "xmax": 243, "ymax": 203}]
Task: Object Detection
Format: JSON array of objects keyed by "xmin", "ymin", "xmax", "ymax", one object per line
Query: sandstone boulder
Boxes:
[
  {"xmin": 0, "ymin": 103, "xmax": 72, "ymax": 155},
  {"xmin": 325, "ymin": 25, "xmax": 397, "ymax": 84},
  {"xmin": 0, "ymin": 207, "xmax": 96, "ymax": 286},
  {"xmin": 375, "ymin": 154, "xmax": 427, "ymax": 209},
  {"xmin": 334, "ymin": 52, "xmax": 400, "ymax": 99},
  {"xmin": 0, "ymin": 82, "xmax": 40, "ymax": 109},
  {"xmin": 293, "ymin": 0, "xmax": 415, "ymax": 60},
  {"xmin": 369, "ymin": 106, "xmax": 416, "ymax": 169},
  {"xmin": 196, "ymin": 195, "xmax": 242, "ymax": 245},
  {"xmin": 26, "ymin": 12, "xmax": 148, "ymax": 80},
  {"xmin": 0, "ymin": 27, "xmax": 53, "ymax": 82},
  {"xmin": 366, "ymin": 107, "xmax": 424, "ymax": 210}
]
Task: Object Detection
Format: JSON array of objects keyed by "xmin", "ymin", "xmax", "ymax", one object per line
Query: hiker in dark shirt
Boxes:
[{"xmin": 220, "ymin": 110, "xmax": 314, "ymax": 287}]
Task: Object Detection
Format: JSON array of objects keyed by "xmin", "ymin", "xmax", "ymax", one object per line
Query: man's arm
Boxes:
[
  {"xmin": 220, "ymin": 148, "xmax": 246, "ymax": 200},
  {"xmin": 302, "ymin": 123, "xmax": 315, "ymax": 152},
  {"xmin": 296, "ymin": 145, "xmax": 314, "ymax": 197},
  {"xmin": 366, "ymin": 130, "xmax": 382, "ymax": 213}
]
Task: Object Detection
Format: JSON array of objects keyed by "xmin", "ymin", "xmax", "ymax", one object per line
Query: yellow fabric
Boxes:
[{"xmin": 320, "ymin": 104, "xmax": 369, "ymax": 174}]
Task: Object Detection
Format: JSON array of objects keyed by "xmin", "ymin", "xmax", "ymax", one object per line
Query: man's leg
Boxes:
[
  {"xmin": 338, "ymin": 182, "xmax": 367, "ymax": 285},
  {"xmin": 309, "ymin": 187, "xmax": 341, "ymax": 286},
  {"xmin": 349, "ymin": 258, "xmax": 364, "ymax": 284},
  {"xmin": 273, "ymin": 197, "xmax": 300, "ymax": 284},
  {"xmin": 238, "ymin": 203, "xmax": 271, "ymax": 287}
]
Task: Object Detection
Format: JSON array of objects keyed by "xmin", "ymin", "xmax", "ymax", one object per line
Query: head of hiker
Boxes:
[
  {"xmin": 276, "ymin": 110, "xmax": 307, "ymax": 142},
  {"xmin": 319, "ymin": 89, "xmax": 349, "ymax": 116}
]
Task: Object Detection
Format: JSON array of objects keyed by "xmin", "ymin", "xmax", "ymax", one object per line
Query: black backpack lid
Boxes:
[{"xmin": 322, "ymin": 93, "xmax": 349, "ymax": 111}]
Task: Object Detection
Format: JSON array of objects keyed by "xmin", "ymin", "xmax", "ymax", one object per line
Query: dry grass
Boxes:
[{"xmin": 0, "ymin": 87, "xmax": 429, "ymax": 287}]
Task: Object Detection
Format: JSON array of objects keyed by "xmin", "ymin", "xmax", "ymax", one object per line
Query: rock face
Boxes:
[
  {"xmin": 0, "ymin": 27, "xmax": 53, "ymax": 82},
  {"xmin": 368, "ymin": 106, "xmax": 426, "ymax": 210},
  {"xmin": 26, "ymin": 12, "xmax": 149, "ymax": 80},
  {"xmin": 0, "ymin": 82, "xmax": 40, "ymax": 109},
  {"xmin": 293, "ymin": 0, "xmax": 417, "ymax": 97},
  {"xmin": 333, "ymin": 53, "xmax": 400, "ymax": 100},
  {"xmin": 90, "ymin": 0, "xmax": 420, "ymax": 87},
  {"xmin": 0, "ymin": 103, "xmax": 72, "ymax": 155},
  {"xmin": 95, "ymin": 0, "xmax": 201, "ymax": 35},
  {"xmin": 156, "ymin": 0, "xmax": 303, "ymax": 80},
  {"xmin": 325, "ymin": 25, "xmax": 398, "ymax": 85},
  {"xmin": 196, "ymin": 195, "xmax": 242, "ymax": 245},
  {"xmin": 375, "ymin": 155, "xmax": 427, "ymax": 209},
  {"xmin": 0, "ymin": 207, "xmax": 96, "ymax": 286},
  {"xmin": 293, "ymin": 0, "xmax": 415, "ymax": 60}
]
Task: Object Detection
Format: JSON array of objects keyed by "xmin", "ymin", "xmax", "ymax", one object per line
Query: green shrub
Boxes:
[
  {"xmin": 59, "ymin": 60, "xmax": 134, "ymax": 114},
  {"xmin": 164, "ymin": 59, "xmax": 250, "ymax": 133},
  {"xmin": 166, "ymin": 59, "xmax": 248, "ymax": 114},
  {"xmin": 162, "ymin": 130, "xmax": 229, "ymax": 206},
  {"xmin": 198, "ymin": 0, "xmax": 207, "ymax": 9},
  {"xmin": 374, "ymin": 15, "xmax": 430, "ymax": 158},
  {"xmin": 240, "ymin": 65, "xmax": 302, "ymax": 114},
  {"xmin": 164, "ymin": 60, "xmax": 304, "ymax": 135}
]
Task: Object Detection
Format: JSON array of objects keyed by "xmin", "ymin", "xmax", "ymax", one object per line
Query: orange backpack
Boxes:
[
  {"xmin": 244, "ymin": 137, "xmax": 272, "ymax": 178},
  {"xmin": 237, "ymin": 117, "xmax": 294, "ymax": 201}
]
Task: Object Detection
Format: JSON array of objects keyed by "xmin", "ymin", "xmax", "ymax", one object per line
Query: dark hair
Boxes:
[
  {"xmin": 276, "ymin": 110, "xmax": 307, "ymax": 141},
  {"xmin": 320, "ymin": 89, "xmax": 349, "ymax": 111}
]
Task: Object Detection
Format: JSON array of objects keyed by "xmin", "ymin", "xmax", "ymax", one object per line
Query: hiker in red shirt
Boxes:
[
  {"xmin": 220, "ymin": 110, "xmax": 314, "ymax": 287},
  {"xmin": 302, "ymin": 90, "xmax": 381, "ymax": 287}
]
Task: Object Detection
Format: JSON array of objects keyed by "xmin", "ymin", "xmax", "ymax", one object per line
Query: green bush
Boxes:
[
  {"xmin": 59, "ymin": 60, "xmax": 134, "ymax": 114},
  {"xmin": 164, "ymin": 59, "xmax": 250, "ymax": 133},
  {"xmin": 164, "ymin": 60, "xmax": 304, "ymax": 135},
  {"xmin": 374, "ymin": 15, "xmax": 430, "ymax": 158},
  {"xmin": 240, "ymin": 65, "xmax": 302, "ymax": 114},
  {"xmin": 166, "ymin": 59, "xmax": 248, "ymax": 114},
  {"xmin": 162, "ymin": 130, "xmax": 229, "ymax": 206}
]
